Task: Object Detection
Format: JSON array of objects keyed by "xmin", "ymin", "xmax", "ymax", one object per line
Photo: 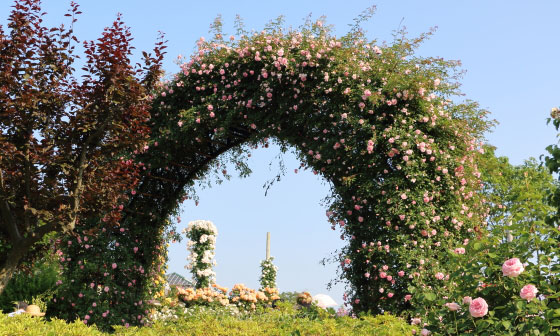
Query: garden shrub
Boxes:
[
  {"xmin": 0, "ymin": 310, "xmax": 413, "ymax": 336},
  {"xmin": 0, "ymin": 313, "xmax": 105, "ymax": 336}
]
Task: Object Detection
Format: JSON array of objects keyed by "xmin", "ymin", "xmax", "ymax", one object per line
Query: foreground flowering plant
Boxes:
[{"xmin": 405, "ymin": 145, "xmax": 560, "ymax": 335}]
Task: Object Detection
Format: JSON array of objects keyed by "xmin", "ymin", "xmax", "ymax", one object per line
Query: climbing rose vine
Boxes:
[
  {"xmin": 147, "ymin": 16, "xmax": 491, "ymax": 315},
  {"xmin": 183, "ymin": 220, "xmax": 217, "ymax": 288},
  {"xmin": 67, "ymin": 10, "xmax": 493, "ymax": 327}
]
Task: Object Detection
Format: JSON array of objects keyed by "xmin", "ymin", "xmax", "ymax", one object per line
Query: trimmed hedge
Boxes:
[{"xmin": 0, "ymin": 312, "xmax": 413, "ymax": 335}]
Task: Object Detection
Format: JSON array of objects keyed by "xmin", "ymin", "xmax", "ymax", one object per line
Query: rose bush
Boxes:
[{"xmin": 406, "ymin": 141, "xmax": 560, "ymax": 334}]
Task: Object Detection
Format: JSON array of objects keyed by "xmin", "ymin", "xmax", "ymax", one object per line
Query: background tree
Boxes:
[{"xmin": 0, "ymin": 0, "xmax": 165, "ymax": 293}]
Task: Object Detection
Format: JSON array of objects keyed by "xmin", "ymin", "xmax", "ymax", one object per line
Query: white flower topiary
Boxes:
[{"xmin": 183, "ymin": 220, "xmax": 218, "ymax": 288}]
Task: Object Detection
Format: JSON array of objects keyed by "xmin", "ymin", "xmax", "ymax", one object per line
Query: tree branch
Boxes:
[
  {"xmin": 23, "ymin": 143, "xmax": 32, "ymax": 231},
  {"xmin": 65, "ymin": 108, "xmax": 114, "ymax": 232}
]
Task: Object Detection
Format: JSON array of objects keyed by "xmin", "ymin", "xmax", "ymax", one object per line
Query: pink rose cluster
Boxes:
[{"xmin": 502, "ymin": 258, "xmax": 524, "ymax": 277}]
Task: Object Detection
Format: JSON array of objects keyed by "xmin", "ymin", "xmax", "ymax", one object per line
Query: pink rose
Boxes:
[
  {"xmin": 463, "ymin": 296, "xmax": 472, "ymax": 304},
  {"xmin": 502, "ymin": 258, "xmax": 524, "ymax": 277},
  {"xmin": 421, "ymin": 329, "xmax": 431, "ymax": 336},
  {"xmin": 454, "ymin": 247, "xmax": 465, "ymax": 254},
  {"xmin": 411, "ymin": 317, "xmax": 421, "ymax": 325},
  {"xmin": 445, "ymin": 302, "xmax": 460, "ymax": 311},
  {"xmin": 520, "ymin": 284, "xmax": 538, "ymax": 302},
  {"xmin": 435, "ymin": 272, "xmax": 445, "ymax": 280},
  {"xmin": 469, "ymin": 297, "xmax": 488, "ymax": 318}
]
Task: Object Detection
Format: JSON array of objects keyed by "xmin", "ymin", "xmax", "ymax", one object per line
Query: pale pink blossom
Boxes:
[
  {"xmin": 454, "ymin": 247, "xmax": 465, "ymax": 254},
  {"xmin": 502, "ymin": 258, "xmax": 524, "ymax": 277},
  {"xmin": 520, "ymin": 284, "xmax": 538, "ymax": 301},
  {"xmin": 445, "ymin": 302, "xmax": 460, "ymax": 311},
  {"xmin": 469, "ymin": 297, "xmax": 488, "ymax": 318}
]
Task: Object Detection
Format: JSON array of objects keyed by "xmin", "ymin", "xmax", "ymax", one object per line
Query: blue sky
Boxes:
[{"xmin": 2, "ymin": 0, "xmax": 559, "ymax": 305}]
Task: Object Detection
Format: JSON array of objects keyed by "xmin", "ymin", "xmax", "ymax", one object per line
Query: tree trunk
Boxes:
[
  {"xmin": 0, "ymin": 223, "xmax": 55, "ymax": 295},
  {"xmin": 0, "ymin": 241, "xmax": 29, "ymax": 295}
]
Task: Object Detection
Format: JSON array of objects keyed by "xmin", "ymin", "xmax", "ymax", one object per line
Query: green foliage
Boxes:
[
  {"xmin": 279, "ymin": 291, "xmax": 301, "ymax": 304},
  {"xmin": 0, "ymin": 308, "xmax": 414, "ymax": 336},
  {"xmin": 0, "ymin": 260, "xmax": 59, "ymax": 313},
  {"xmin": 50, "ymin": 218, "xmax": 171, "ymax": 331},
  {"xmin": 0, "ymin": 314, "xmax": 105, "ymax": 336}
]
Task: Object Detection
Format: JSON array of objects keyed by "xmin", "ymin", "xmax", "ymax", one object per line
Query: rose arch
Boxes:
[{"xmin": 53, "ymin": 21, "xmax": 489, "ymax": 328}]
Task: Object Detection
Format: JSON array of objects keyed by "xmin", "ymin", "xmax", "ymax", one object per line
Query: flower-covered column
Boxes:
[
  {"xmin": 259, "ymin": 257, "xmax": 278, "ymax": 289},
  {"xmin": 183, "ymin": 220, "xmax": 218, "ymax": 288}
]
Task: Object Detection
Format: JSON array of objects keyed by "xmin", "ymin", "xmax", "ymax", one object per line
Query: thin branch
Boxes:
[{"xmin": 23, "ymin": 143, "xmax": 32, "ymax": 231}]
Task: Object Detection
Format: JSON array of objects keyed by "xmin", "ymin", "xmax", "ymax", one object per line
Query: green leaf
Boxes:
[
  {"xmin": 516, "ymin": 301, "xmax": 525, "ymax": 310},
  {"xmin": 424, "ymin": 292, "xmax": 436, "ymax": 301}
]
